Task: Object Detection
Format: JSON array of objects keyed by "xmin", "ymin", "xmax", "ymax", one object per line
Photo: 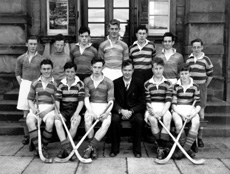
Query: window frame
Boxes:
[{"xmin": 148, "ymin": 0, "xmax": 176, "ymax": 36}]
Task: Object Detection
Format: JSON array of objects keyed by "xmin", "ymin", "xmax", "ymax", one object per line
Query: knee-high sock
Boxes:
[
  {"xmin": 179, "ymin": 131, "xmax": 186, "ymax": 146},
  {"xmin": 90, "ymin": 137, "xmax": 99, "ymax": 148},
  {"xmin": 198, "ymin": 127, "xmax": 203, "ymax": 139},
  {"xmin": 29, "ymin": 129, "xmax": 38, "ymax": 150},
  {"xmin": 42, "ymin": 129, "xmax": 53, "ymax": 146},
  {"xmin": 61, "ymin": 138, "xmax": 71, "ymax": 151},
  {"xmin": 158, "ymin": 132, "xmax": 169, "ymax": 148},
  {"xmin": 184, "ymin": 131, "xmax": 197, "ymax": 151}
]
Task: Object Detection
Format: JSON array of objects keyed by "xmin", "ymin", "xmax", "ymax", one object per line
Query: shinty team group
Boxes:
[{"xmin": 15, "ymin": 19, "xmax": 213, "ymax": 162}]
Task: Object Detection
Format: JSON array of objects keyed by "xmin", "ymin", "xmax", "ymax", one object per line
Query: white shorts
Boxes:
[
  {"xmin": 144, "ymin": 102, "xmax": 171, "ymax": 123},
  {"xmin": 174, "ymin": 105, "xmax": 195, "ymax": 116},
  {"xmin": 102, "ymin": 67, "xmax": 122, "ymax": 81},
  {"xmin": 85, "ymin": 103, "xmax": 111, "ymax": 120},
  {"xmin": 17, "ymin": 79, "xmax": 32, "ymax": 110},
  {"xmin": 28, "ymin": 104, "xmax": 56, "ymax": 122}
]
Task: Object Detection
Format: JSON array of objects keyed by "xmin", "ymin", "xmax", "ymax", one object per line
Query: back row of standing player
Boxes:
[{"xmin": 15, "ymin": 19, "xmax": 213, "ymax": 161}]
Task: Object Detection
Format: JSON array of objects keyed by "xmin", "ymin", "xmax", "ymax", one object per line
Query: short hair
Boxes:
[
  {"xmin": 54, "ymin": 34, "xmax": 65, "ymax": 42},
  {"xmin": 122, "ymin": 59, "xmax": 134, "ymax": 69},
  {"xmin": 64, "ymin": 62, "xmax": 77, "ymax": 71},
  {"xmin": 91, "ymin": 58, "xmax": 105, "ymax": 66},
  {"xmin": 109, "ymin": 19, "xmax": 120, "ymax": 28},
  {"xmin": 40, "ymin": 59, "xmax": 53, "ymax": 68},
  {"xmin": 27, "ymin": 36, "xmax": 38, "ymax": 42},
  {"xmin": 191, "ymin": 38, "xmax": 203, "ymax": 46},
  {"xmin": 79, "ymin": 26, "xmax": 90, "ymax": 35},
  {"xmin": 178, "ymin": 63, "xmax": 190, "ymax": 73},
  {"xmin": 136, "ymin": 25, "xmax": 148, "ymax": 33},
  {"xmin": 152, "ymin": 57, "xmax": 164, "ymax": 67},
  {"xmin": 163, "ymin": 32, "xmax": 175, "ymax": 41}
]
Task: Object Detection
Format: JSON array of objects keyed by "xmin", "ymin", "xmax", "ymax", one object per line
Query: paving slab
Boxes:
[
  {"xmin": 127, "ymin": 158, "xmax": 180, "ymax": 174},
  {"xmin": 0, "ymin": 136, "xmax": 24, "ymax": 155},
  {"xmin": 176, "ymin": 159, "xmax": 230, "ymax": 174},
  {"xmin": 77, "ymin": 158, "xmax": 126, "ymax": 174},
  {"xmin": 220, "ymin": 159, "xmax": 230, "ymax": 170},
  {"xmin": 0, "ymin": 156, "xmax": 33, "ymax": 174},
  {"xmin": 143, "ymin": 142, "xmax": 157, "ymax": 158},
  {"xmin": 104, "ymin": 141, "xmax": 148, "ymax": 158},
  {"xmin": 23, "ymin": 158, "xmax": 79, "ymax": 174}
]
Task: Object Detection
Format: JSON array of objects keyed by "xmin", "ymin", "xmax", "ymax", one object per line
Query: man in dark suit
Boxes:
[{"xmin": 110, "ymin": 59, "xmax": 145, "ymax": 158}]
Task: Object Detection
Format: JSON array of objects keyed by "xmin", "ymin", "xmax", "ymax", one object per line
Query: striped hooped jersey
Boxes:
[
  {"xmin": 129, "ymin": 40, "xmax": 156, "ymax": 70},
  {"xmin": 186, "ymin": 53, "xmax": 213, "ymax": 84}
]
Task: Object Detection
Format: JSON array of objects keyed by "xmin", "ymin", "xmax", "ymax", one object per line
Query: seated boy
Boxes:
[
  {"xmin": 26, "ymin": 59, "xmax": 57, "ymax": 159},
  {"xmin": 83, "ymin": 58, "xmax": 114, "ymax": 159},
  {"xmin": 144, "ymin": 57, "xmax": 173, "ymax": 160},
  {"xmin": 172, "ymin": 64, "xmax": 201, "ymax": 159},
  {"xmin": 54, "ymin": 62, "xmax": 84, "ymax": 160}
]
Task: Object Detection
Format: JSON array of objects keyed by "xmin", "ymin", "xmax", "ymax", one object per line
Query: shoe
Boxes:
[
  {"xmin": 83, "ymin": 145, "xmax": 93, "ymax": 159},
  {"xmin": 198, "ymin": 138, "xmax": 204, "ymax": 147},
  {"xmin": 56, "ymin": 149, "xmax": 66, "ymax": 158},
  {"xmin": 28, "ymin": 141, "xmax": 35, "ymax": 151},
  {"xmin": 91, "ymin": 146, "xmax": 97, "ymax": 159},
  {"xmin": 157, "ymin": 147, "xmax": 165, "ymax": 160},
  {"xmin": 191, "ymin": 141, "xmax": 199, "ymax": 153},
  {"xmin": 42, "ymin": 146, "xmax": 50, "ymax": 158},
  {"xmin": 22, "ymin": 135, "xmax": 29, "ymax": 145},
  {"xmin": 187, "ymin": 149, "xmax": 196, "ymax": 158},
  {"xmin": 164, "ymin": 148, "xmax": 170, "ymax": 157},
  {"xmin": 70, "ymin": 154, "xmax": 77, "ymax": 161},
  {"xmin": 134, "ymin": 153, "xmax": 141, "ymax": 158},
  {"xmin": 172, "ymin": 150, "xmax": 183, "ymax": 160},
  {"xmin": 33, "ymin": 150, "xmax": 39, "ymax": 157},
  {"xmin": 109, "ymin": 152, "xmax": 117, "ymax": 157}
]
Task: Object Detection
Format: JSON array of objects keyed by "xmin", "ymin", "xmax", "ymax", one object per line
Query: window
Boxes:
[
  {"xmin": 148, "ymin": 0, "xmax": 170, "ymax": 36},
  {"xmin": 47, "ymin": 0, "xmax": 69, "ymax": 35}
]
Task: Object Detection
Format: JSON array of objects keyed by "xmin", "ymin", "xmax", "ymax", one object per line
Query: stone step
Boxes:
[
  {"xmin": 0, "ymin": 100, "xmax": 17, "ymax": 111},
  {"xmin": 3, "ymin": 88, "xmax": 19, "ymax": 100},
  {"xmin": 0, "ymin": 111, "xmax": 23, "ymax": 121}
]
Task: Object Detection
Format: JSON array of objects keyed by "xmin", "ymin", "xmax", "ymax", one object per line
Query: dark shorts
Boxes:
[
  {"xmin": 198, "ymin": 83, "xmax": 207, "ymax": 108},
  {"xmin": 60, "ymin": 109, "xmax": 76, "ymax": 127}
]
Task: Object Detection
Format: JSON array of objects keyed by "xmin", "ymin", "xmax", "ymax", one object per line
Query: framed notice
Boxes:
[{"xmin": 47, "ymin": 0, "xmax": 69, "ymax": 35}]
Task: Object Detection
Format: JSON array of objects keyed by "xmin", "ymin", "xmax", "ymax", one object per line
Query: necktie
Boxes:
[{"xmin": 125, "ymin": 83, "xmax": 129, "ymax": 90}]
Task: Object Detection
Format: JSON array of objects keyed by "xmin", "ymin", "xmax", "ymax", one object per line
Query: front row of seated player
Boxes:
[{"xmin": 26, "ymin": 57, "xmax": 201, "ymax": 161}]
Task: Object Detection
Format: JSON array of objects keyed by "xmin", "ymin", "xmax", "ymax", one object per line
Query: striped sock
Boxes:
[
  {"xmin": 159, "ymin": 133, "xmax": 169, "ymax": 148},
  {"xmin": 61, "ymin": 138, "xmax": 70, "ymax": 150},
  {"xmin": 42, "ymin": 129, "xmax": 53, "ymax": 146},
  {"xmin": 179, "ymin": 131, "xmax": 186, "ymax": 146},
  {"xmin": 183, "ymin": 131, "xmax": 197, "ymax": 151},
  {"xmin": 29, "ymin": 129, "xmax": 38, "ymax": 150},
  {"xmin": 90, "ymin": 137, "xmax": 99, "ymax": 148}
]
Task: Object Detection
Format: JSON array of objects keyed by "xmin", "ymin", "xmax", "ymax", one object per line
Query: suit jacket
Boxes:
[{"xmin": 113, "ymin": 76, "xmax": 145, "ymax": 114}]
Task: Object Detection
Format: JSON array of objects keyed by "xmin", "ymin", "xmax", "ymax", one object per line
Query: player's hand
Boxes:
[
  {"xmin": 100, "ymin": 112, "xmax": 110, "ymax": 120},
  {"xmin": 148, "ymin": 108, "xmax": 155, "ymax": 116},
  {"xmin": 71, "ymin": 115, "xmax": 81, "ymax": 126}
]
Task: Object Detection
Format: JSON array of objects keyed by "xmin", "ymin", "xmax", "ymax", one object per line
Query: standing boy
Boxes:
[
  {"xmin": 172, "ymin": 64, "xmax": 201, "ymax": 159},
  {"xmin": 129, "ymin": 25, "xmax": 156, "ymax": 84},
  {"xmin": 156, "ymin": 32, "xmax": 184, "ymax": 84},
  {"xmin": 98, "ymin": 19, "xmax": 129, "ymax": 80},
  {"xmin": 70, "ymin": 26, "xmax": 98, "ymax": 81},
  {"xmin": 15, "ymin": 36, "xmax": 44, "ymax": 144},
  {"xmin": 48, "ymin": 34, "xmax": 71, "ymax": 84},
  {"xmin": 144, "ymin": 57, "xmax": 173, "ymax": 160},
  {"xmin": 26, "ymin": 59, "xmax": 57, "ymax": 159},
  {"xmin": 110, "ymin": 59, "xmax": 145, "ymax": 158},
  {"xmin": 186, "ymin": 38, "xmax": 213, "ymax": 147},
  {"xmin": 83, "ymin": 58, "xmax": 114, "ymax": 159},
  {"xmin": 54, "ymin": 62, "xmax": 85, "ymax": 159}
]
